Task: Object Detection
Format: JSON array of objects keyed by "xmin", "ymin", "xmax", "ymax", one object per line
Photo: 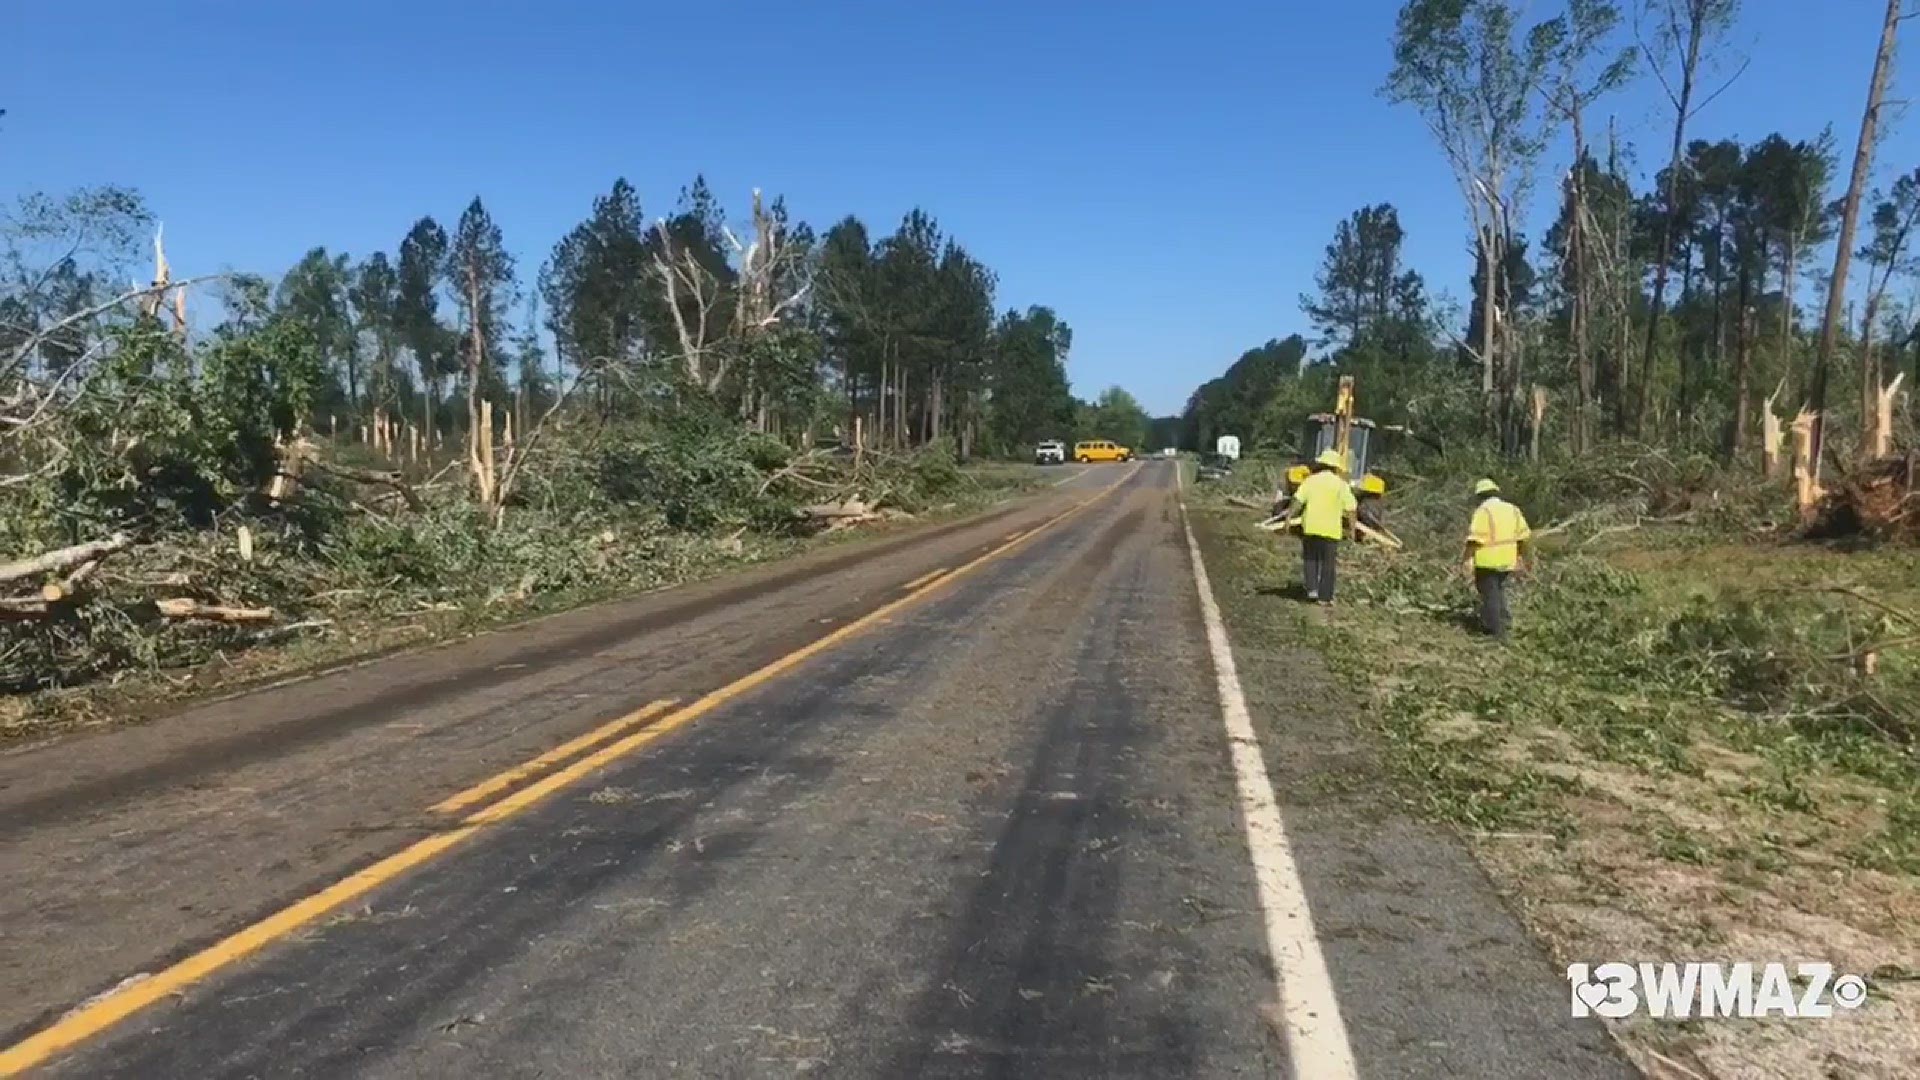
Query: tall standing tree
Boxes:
[
  {"xmin": 871, "ymin": 209, "xmax": 944, "ymax": 446},
  {"xmin": 1633, "ymin": 0, "xmax": 1744, "ymax": 435},
  {"xmin": 276, "ymin": 248, "xmax": 358, "ymax": 416},
  {"xmin": 1387, "ymin": 0, "xmax": 1563, "ymax": 451},
  {"xmin": 1301, "ymin": 204, "xmax": 1424, "ymax": 350},
  {"xmin": 1741, "ymin": 133, "xmax": 1837, "ymax": 402},
  {"xmin": 816, "ymin": 216, "xmax": 877, "ymax": 438},
  {"xmin": 444, "ymin": 198, "xmax": 515, "ymax": 507},
  {"xmin": 542, "ymin": 178, "xmax": 650, "ymax": 412},
  {"xmin": 928, "ymin": 241, "xmax": 996, "ymax": 452},
  {"xmin": 396, "ymin": 217, "xmax": 449, "ymax": 439},
  {"xmin": 984, "ymin": 305, "xmax": 1075, "ymax": 453},
  {"xmin": 349, "ymin": 252, "xmax": 402, "ymax": 418},
  {"xmin": 1810, "ymin": 0, "xmax": 1904, "ymax": 469},
  {"xmin": 1085, "ymin": 386, "xmax": 1152, "ymax": 450},
  {"xmin": 1685, "ymin": 137, "xmax": 1746, "ymax": 414},
  {"xmin": 1544, "ymin": 0, "xmax": 1635, "ymax": 450}
]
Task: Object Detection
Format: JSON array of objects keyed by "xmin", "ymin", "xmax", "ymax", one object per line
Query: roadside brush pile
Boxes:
[{"xmin": 1, "ymin": 411, "xmax": 1019, "ymax": 725}]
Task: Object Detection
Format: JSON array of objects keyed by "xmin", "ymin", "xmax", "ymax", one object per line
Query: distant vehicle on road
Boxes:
[
  {"xmin": 1074, "ymin": 440, "xmax": 1133, "ymax": 463},
  {"xmin": 1160, "ymin": 447, "xmax": 1177, "ymax": 458},
  {"xmin": 1196, "ymin": 452, "xmax": 1234, "ymax": 481},
  {"xmin": 1034, "ymin": 440, "xmax": 1067, "ymax": 465}
]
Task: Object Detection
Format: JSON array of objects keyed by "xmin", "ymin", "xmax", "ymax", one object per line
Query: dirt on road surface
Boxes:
[{"xmin": 2, "ymin": 461, "xmax": 1629, "ymax": 1078}]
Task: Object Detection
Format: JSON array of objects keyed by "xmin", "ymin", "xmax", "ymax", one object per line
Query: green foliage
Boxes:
[
  {"xmin": 1181, "ymin": 336, "xmax": 1310, "ymax": 451},
  {"xmin": 1300, "ymin": 203, "xmax": 1428, "ymax": 352},
  {"xmin": 594, "ymin": 418, "xmax": 777, "ymax": 531},
  {"xmin": 981, "ymin": 306, "xmax": 1076, "ymax": 453},
  {"xmin": 1080, "ymin": 386, "xmax": 1151, "ymax": 448}
]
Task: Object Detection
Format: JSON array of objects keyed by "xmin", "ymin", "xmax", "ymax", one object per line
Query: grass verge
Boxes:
[{"xmin": 1187, "ymin": 468, "xmax": 1920, "ymax": 1080}]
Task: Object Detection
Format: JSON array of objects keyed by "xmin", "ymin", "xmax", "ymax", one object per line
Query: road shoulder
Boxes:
[{"xmin": 1186, "ymin": 504, "xmax": 1635, "ymax": 1079}]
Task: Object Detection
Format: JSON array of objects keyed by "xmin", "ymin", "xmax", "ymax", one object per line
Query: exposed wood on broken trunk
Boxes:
[
  {"xmin": 1870, "ymin": 372, "xmax": 1906, "ymax": 460},
  {"xmin": 1792, "ymin": 409, "xmax": 1823, "ymax": 516}
]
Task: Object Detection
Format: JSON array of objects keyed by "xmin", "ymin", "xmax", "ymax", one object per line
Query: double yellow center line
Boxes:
[{"xmin": 0, "ymin": 477, "xmax": 1127, "ymax": 1077}]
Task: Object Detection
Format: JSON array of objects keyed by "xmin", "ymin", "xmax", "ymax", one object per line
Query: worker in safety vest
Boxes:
[
  {"xmin": 1289, "ymin": 449, "xmax": 1357, "ymax": 604},
  {"xmin": 1463, "ymin": 479, "xmax": 1532, "ymax": 639}
]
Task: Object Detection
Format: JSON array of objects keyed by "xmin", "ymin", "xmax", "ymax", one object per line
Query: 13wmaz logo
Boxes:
[{"xmin": 1567, "ymin": 962, "xmax": 1869, "ymax": 1019}]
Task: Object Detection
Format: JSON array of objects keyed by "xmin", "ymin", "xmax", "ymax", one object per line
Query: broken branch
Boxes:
[
  {"xmin": 154, "ymin": 598, "xmax": 275, "ymax": 623},
  {"xmin": 0, "ymin": 533, "xmax": 133, "ymax": 587}
]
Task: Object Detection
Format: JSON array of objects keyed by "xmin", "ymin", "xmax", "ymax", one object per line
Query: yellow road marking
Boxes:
[
  {"xmin": 1002, "ymin": 529, "xmax": 1028, "ymax": 542},
  {"xmin": 0, "ymin": 479, "xmax": 1127, "ymax": 1077},
  {"xmin": 899, "ymin": 568, "xmax": 948, "ymax": 592},
  {"xmin": 0, "ymin": 823, "xmax": 478, "ymax": 1077},
  {"xmin": 429, "ymin": 699, "xmax": 678, "ymax": 815}
]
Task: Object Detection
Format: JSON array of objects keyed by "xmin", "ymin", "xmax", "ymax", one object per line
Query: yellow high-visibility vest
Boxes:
[
  {"xmin": 1294, "ymin": 471, "xmax": 1356, "ymax": 540},
  {"xmin": 1467, "ymin": 497, "xmax": 1531, "ymax": 570}
]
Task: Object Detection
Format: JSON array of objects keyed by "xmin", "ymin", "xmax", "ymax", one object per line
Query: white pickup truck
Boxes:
[{"xmin": 1033, "ymin": 440, "xmax": 1067, "ymax": 465}]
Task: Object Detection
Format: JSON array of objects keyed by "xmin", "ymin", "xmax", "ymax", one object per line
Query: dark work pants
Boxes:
[
  {"xmin": 1301, "ymin": 536, "xmax": 1337, "ymax": 602},
  {"xmin": 1475, "ymin": 568, "xmax": 1511, "ymax": 638}
]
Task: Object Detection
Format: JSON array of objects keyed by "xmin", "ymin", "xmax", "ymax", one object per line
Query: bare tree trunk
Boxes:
[
  {"xmin": 1477, "ymin": 224, "xmax": 1497, "ymax": 400},
  {"xmin": 1569, "ymin": 107, "xmax": 1593, "ymax": 454},
  {"xmin": 1860, "ymin": 301, "xmax": 1881, "ymax": 444},
  {"xmin": 896, "ymin": 366, "xmax": 909, "ymax": 449},
  {"xmin": 1728, "ymin": 285, "xmax": 1754, "ymax": 459},
  {"xmin": 1781, "ymin": 237, "xmax": 1799, "ymax": 393},
  {"xmin": 1811, "ymin": 0, "xmax": 1902, "ymax": 469},
  {"xmin": 1529, "ymin": 385, "xmax": 1548, "ymax": 461},
  {"xmin": 1636, "ymin": 5, "xmax": 1705, "ymax": 436}
]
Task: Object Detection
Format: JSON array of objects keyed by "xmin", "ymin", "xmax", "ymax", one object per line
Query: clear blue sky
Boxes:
[{"xmin": 6, "ymin": 0, "xmax": 1908, "ymax": 414}]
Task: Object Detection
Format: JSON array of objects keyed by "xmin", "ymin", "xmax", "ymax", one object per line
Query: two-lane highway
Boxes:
[{"xmin": 2, "ymin": 461, "xmax": 1631, "ymax": 1077}]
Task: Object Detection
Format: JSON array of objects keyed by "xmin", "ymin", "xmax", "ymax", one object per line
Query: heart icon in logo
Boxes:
[{"xmin": 1576, "ymin": 980, "xmax": 1612, "ymax": 1011}]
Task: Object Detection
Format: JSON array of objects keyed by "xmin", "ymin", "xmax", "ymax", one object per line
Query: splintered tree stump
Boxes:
[{"xmin": 1792, "ymin": 409, "xmax": 1822, "ymax": 516}]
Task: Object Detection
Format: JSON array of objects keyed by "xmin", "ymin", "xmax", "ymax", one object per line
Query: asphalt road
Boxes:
[{"xmin": 1, "ymin": 460, "xmax": 1633, "ymax": 1078}]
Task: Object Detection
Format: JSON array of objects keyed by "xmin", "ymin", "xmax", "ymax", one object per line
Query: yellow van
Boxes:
[{"xmin": 1073, "ymin": 440, "xmax": 1132, "ymax": 463}]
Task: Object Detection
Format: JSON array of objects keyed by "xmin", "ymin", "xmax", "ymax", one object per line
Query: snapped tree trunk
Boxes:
[{"xmin": 464, "ymin": 274, "xmax": 495, "ymax": 510}]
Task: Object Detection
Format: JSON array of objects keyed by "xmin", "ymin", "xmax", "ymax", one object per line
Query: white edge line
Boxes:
[{"xmin": 1177, "ymin": 492, "xmax": 1360, "ymax": 1079}]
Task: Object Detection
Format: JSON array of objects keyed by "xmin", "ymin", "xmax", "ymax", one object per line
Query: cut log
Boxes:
[
  {"xmin": 1225, "ymin": 495, "xmax": 1267, "ymax": 511},
  {"xmin": 155, "ymin": 598, "xmax": 274, "ymax": 623},
  {"xmin": 0, "ymin": 534, "xmax": 133, "ymax": 587}
]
